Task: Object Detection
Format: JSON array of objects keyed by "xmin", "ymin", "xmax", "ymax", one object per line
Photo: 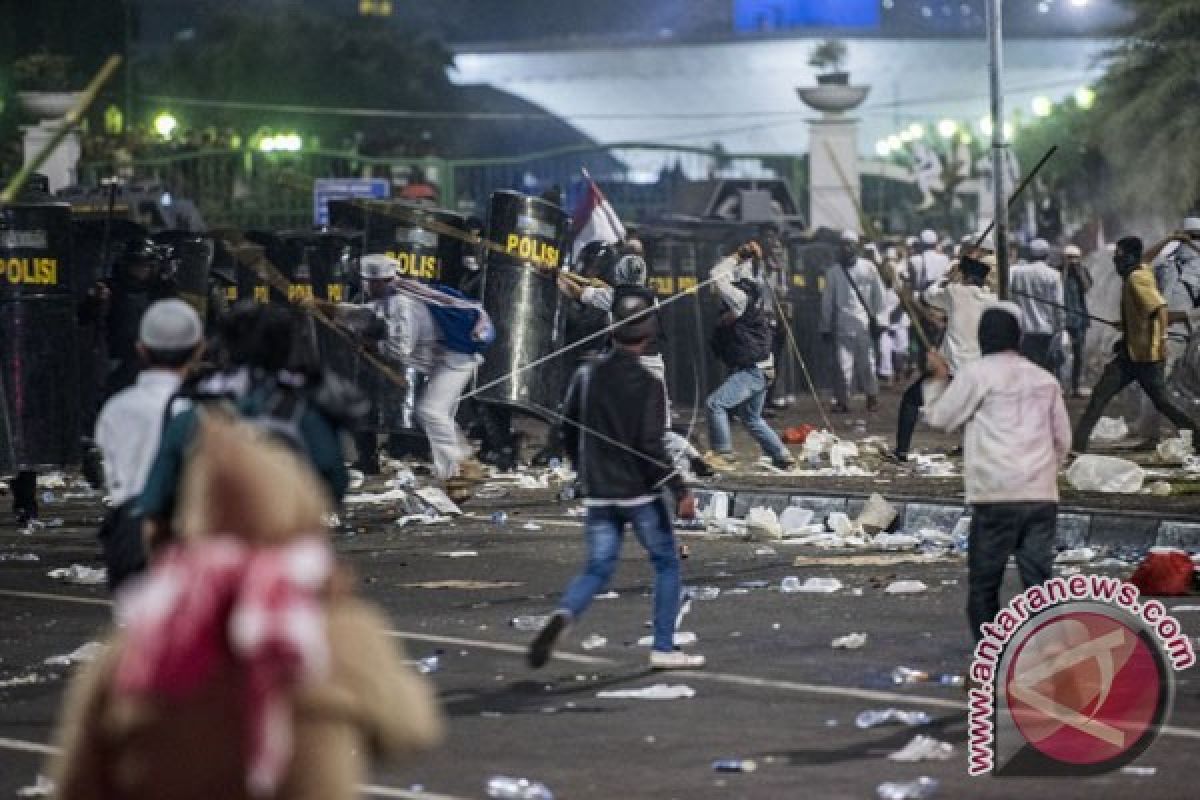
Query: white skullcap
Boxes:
[
  {"xmin": 920, "ymin": 229, "xmax": 938, "ymax": 246},
  {"xmin": 841, "ymin": 229, "xmax": 860, "ymax": 243},
  {"xmin": 139, "ymin": 299, "xmax": 202, "ymax": 351},
  {"xmin": 1063, "ymin": 244, "xmax": 1082, "ymax": 257},
  {"xmin": 1184, "ymin": 216, "xmax": 1200, "ymax": 233},
  {"xmin": 1030, "ymin": 238, "xmax": 1050, "ymax": 256},
  {"xmin": 360, "ymin": 254, "xmax": 399, "ymax": 280}
]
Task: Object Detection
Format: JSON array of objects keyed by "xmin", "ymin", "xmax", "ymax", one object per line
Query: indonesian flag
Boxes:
[{"xmin": 570, "ymin": 171, "xmax": 625, "ymax": 262}]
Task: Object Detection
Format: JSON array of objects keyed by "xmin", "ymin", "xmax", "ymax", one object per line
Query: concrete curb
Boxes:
[{"xmin": 686, "ymin": 486, "xmax": 1200, "ymax": 551}]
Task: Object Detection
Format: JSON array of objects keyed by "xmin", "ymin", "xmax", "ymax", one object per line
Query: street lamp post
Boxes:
[{"xmin": 987, "ymin": 0, "xmax": 1008, "ymax": 298}]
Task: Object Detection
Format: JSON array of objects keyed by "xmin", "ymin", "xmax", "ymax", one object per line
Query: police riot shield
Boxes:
[
  {"xmin": 151, "ymin": 230, "xmax": 214, "ymax": 320},
  {"xmin": 0, "ymin": 201, "xmax": 80, "ymax": 471},
  {"xmin": 328, "ymin": 199, "xmax": 444, "ymax": 283},
  {"xmin": 475, "ymin": 190, "xmax": 570, "ymax": 418}
]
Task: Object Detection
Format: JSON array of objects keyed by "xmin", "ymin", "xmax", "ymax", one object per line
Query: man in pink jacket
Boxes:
[{"xmin": 923, "ymin": 302, "xmax": 1071, "ymax": 641}]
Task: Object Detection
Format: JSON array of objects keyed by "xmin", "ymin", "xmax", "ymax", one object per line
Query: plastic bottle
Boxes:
[
  {"xmin": 712, "ymin": 759, "xmax": 758, "ymax": 773},
  {"xmin": 876, "ymin": 776, "xmax": 939, "ymax": 800},
  {"xmin": 856, "ymin": 709, "xmax": 933, "ymax": 729},
  {"xmin": 890, "ymin": 666, "xmax": 930, "ymax": 685},
  {"xmin": 486, "ymin": 775, "xmax": 555, "ymax": 800},
  {"xmin": 780, "ymin": 576, "xmax": 802, "ymax": 593},
  {"xmin": 509, "ymin": 615, "xmax": 550, "ymax": 632},
  {"xmin": 414, "ymin": 656, "xmax": 440, "ymax": 674}
]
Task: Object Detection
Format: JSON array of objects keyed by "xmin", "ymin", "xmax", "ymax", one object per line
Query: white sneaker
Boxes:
[{"xmin": 650, "ymin": 650, "xmax": 706, "ymax": 670}]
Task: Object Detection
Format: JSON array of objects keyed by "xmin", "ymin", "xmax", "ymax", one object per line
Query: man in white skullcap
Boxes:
[
  {"xmin": 1058, "ymin": 244, "xmax": 1093, "ymax": 396},
  {"xmin": 95, "ymin": 298, "xmax": 204, "ymax": 591},
  {"xmin": 1008, "ymin": 237, "xmax": 1064, "ymax": 371},
  {"xmin": 908, "ymin": 229, "xmax": 952, "ymax": 369},
  {"xmin": 821, "ymin": 230, "xmax": 886, "ymax": 413},
  {"xmin": 332, "ymin": 254, "xmax": 488, "ymax": 497}
]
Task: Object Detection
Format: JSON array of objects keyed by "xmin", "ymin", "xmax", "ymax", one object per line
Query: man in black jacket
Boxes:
[
  {"xmin": 705, "ymin": 242, "xmax": 796, "ymax": 471},
  {"xmin": 529, "ymin": 290, "xmax": 703, "ymax": 671}
]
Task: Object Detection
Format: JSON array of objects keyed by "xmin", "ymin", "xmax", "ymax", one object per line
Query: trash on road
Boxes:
[
  {"xmin": 415, "ymin": 487, "xmax": 463, "ymax": 515},
  {"xmin": 43, "ymin": 641, "xmax": 105, "ymax": 667},
  {"xmin": 1131, "ymin": 548, "xmax": 1196, "ymax": 596},
  {"xmin": 486, "ymin": 775, "xmax": 555, "ymax": 800},
  {"xmin": 888, "ymin": 735, "xmax": 954, "ymax": 762},
  {"xmin": 712, "ymin": 759, "xmax": 758, "ymax": 773},
  {"xmin": 410, "ymin": 656, "xmax": 440, "ymax": 674},
  {"xmin": 436, "ymin": 550, "xmax": 478, "ymax": 558},
  {"xmin": 47, "ymin": 565, "xmax": 106, "ymax": 585},
  {"xmin": 636, "ymin": 632, "xmax": 697, "ymax": 647},
  {"xmin": 855, "ymin": 709, "xmax": 932, "ymax": 729},
  {"xmin": 783, "ymin": 424, "xmax": 816, "ymax": 445},
  {"xmin": 780, "ymin": 576, "xmax": 843, "ymax": 594},
  {"xmin": 779, "ymin": 506, "xmax": 815, "ymax": 532},
  {"xmin": 1066, "ymin": 454, "xmax": 1145, "ymax": 493},
  {"xmin": 522, "ymin": 522, "xmax": 543, "ymax": 531},
  {"xmin": 580, "ymin": 634, "xmax": 607, "ymax": 650},
  {"xmin": 0, "ymin": 553, "xmax": 39, "ymax": 562},
  {"xmin": 401, "ymin": 580, "xmax": 522, "ymax": 590},
  {"xmin": 856, "ymin": 493, "xmax": 898, "ymax": 533},
  {"xmin": 831, "ymin": 632, "xmax": 868, "ymax": 649},
  {"xmin": 884, "ymin": 579, "xmax": 928, "ymax": 595},
  {"xmin": 745, "ymin": 506, "xmax": 783, "ymax": 541},
  {"xmin": 874, "ymin": 533, "xmax": 921, "ymax": 551},
  {"xmin": 596, "ymin": 684, "xmax": 696, "ymax": 700},
  {"xmin": 16, "ymin": 775, "xmax": 55, "ymax": 798},
  {"xmin": 1145, "ymin": 480, "xmax": 1173, "ymax": 496},
  {"xmin": 685, "ymin": 586, "xmax": 721, "ymax": 600},
  {"xmin": 510, "ymin": 615, "xmax": 551, "ymax": 632},
  {"xmin": 1121, "ymin": 766, "xmax": 1158, "ymax": 777},
  {"xmin": 829, "ymin": 441, "xmax": 859, "ymax": 470},
  {"xmin": 876, "ymin": 776, "xmax": 939, "ymax": 800},
  {"xmin": 1090, "ymin": 416, "xmax": 1129, "ymax": 443},
  {"xmin": 36, "ymin": 472, "xmax": 67, "ymax": 489},
  {"xmin": 1157, "ymin": 430, "xmax": 1193, "ymax": 463},
  {"xmin": 1055, "ymin": 547, "xmax": 1098, "ymax": 564}
]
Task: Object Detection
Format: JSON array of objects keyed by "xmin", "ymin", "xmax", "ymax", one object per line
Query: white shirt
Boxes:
[
  {"xmin": 94, "ymin": 369, "xmax": 183, "ymax": 505},
  {"xmin": 909, "ymin": 250, "xmax": 951, "ymax": 291},
  {"xmin": 1154, "ymin": 240, "xmax": 1200, "ymax": 336},
  {"xmin": 821, "ymin": 258, "xmax": 885, "ymax": 334},
  {"xmin": 1008, "ymin": 260, "xmax": 1065, "ymax": 335},
  {"xmin": 337, "ymin": 291, "xmax": 439, "ymax": 371},
  {"xmin": 924, "ymin": 352, "xmax": 1071, "ymax": 504},
  {"xmin": 922, "ymin": 282, "xmax": 995, "ymax": 373}
]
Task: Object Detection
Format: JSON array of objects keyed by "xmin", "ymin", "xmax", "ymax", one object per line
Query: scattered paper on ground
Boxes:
[
  {"xmin": 597, "ymin": 684, "xmax": 696, "ymax": 700},
  {"xmin": 831, "ymin": 633, "xmax": 868, "ymax": 649},
  {"xmin": 47, "ymin": 565, "xmax": 106, "ymax": 585},
  {"xmin": 44, "ymin": 641, "xmax": 105, "ymax": 667},
  {"xmin": 888, "ymin": 734, "xmax": 955, "ymax": 762}
]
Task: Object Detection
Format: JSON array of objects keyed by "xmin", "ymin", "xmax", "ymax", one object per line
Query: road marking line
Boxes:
[
  {"xmin": 0, "ymin": 588, "xmax": 110, "ymax": 606},
  {"xmin": 0, "ymin": 738, "xmax": 469, "ymax": 799},
  {"xmin": 6, "ymin": 587, "xmax": 1200, "ymax": 739}
]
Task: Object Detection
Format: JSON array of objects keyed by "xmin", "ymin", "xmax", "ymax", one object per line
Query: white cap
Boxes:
[
  {"xmin": 1184, "ymin": 216, "xmax": 1200, "ymax": 233},
  {"xmin": 139, "ymin": 299, "xmax": 203, "ymax": 351},
  {"xmin": 920, "ymin": 229, "xmax": 938, "ymax": 246},
  {"xmin": 1063, "ymin": 244, "xmax": 1082, "ymax": 258},
  {"xmin": 1030, "ymin": 238, "xmax": 1050, "ymax": 257},
  {"xmin": 841, "ymin": 229, "xmax": 860, "ymax": 244},
  {"xmin": 360, "ymin": 254, "xmax": 399, "ymax": 280}
]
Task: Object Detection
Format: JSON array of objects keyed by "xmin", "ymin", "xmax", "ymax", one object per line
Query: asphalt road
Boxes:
[{"xmin": 1, "ymin": 484, "xmax": 1198, "ymax": 799}]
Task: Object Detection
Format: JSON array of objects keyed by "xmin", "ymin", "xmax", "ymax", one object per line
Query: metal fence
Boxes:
[{"xmin": 78, "ymin": 142, "xmax": 815, "ymax": 231}]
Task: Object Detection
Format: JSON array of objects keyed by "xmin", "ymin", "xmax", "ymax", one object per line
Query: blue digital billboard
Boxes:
[{"xmin": 734, "ymin": 0, "xmax": 882, "ymax": 32}]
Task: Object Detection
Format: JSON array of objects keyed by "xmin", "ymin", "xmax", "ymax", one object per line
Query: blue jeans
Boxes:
[
  {"xmin": 706, "ymin": 367, "xmax": 786, "ymax": 458},
  {"xmin": 559, "ymin": 498, "xmax": 681, "ymax": 652}
]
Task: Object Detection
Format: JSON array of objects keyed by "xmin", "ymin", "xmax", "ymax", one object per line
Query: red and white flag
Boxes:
[{"xmin": 570, "ymin": 171, "xmax": 625, "ymax": 262}]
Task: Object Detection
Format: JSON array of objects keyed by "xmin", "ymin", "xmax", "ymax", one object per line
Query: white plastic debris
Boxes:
[
  {"xmin": 16, "ymin": 775, "xmax": 55, "ymax": 797},
  {"xmin": 827, "ymin": 512, "xmax": 862, "ymax": 537},
  {"xmin": 1055, "ymin": 547, "xmax": 1098, "ymax": 564},
  {"xmin": 829, "ymin": 441, "xmax": 859, "ymax": 470},
  {"xmin": 596, "ymin": 684, "xmax": 696, "ymax": 700},
  {"xmin": 389, "ymin": 468, "xmax": 418, "ymax": 488},
  {"xmin": 522, "ymin": 522, "xmax": 543, "ymax": 531},
  {"xmin": 856, "ymin": 709, "xmax": 932, "ymax": 729},
  {"xmin": 1090, "ymin": 416, "xmax": 1129, "ymax": 443},
  {"xmin": 779, "ymin": 506, "xmax": 815, "ymax": 532},
  {"xmin": 745, "ymin": 506, "xmax": 783, "ymax": 541},
  {"xmin": 888, "ymin": 734, "xmax": 955, "ymax": 762},
  {"xmin": 915, "ymin": 529, "xmax": 956, "ymax": 548},
  {"xmin": 1121, "ymin": 766, "xmax": 1158, "ymax": 777},
  {"xmin": 781, "ymin": 576, "xmax": 843, "ymax": 594},
  {"xmin": 345, "ymin": 488, "xmax": 412, "ymax": 505},
  {"xmin": 802, "ymin": 430, "xmax": 838, "ymax": 458},
  {"xmin": 44, "ymin": 641, "xmax": 105, "ymax": 667},
  {"xmin": 700, "ymin": 491, "xmax": 730, "ymax": 521},
  {"xmin": 874, "ymin": 533, "xmax": 921, "ymax": 551},
  {"xmin": 1066, "ymin": 455, "xmax": 1145, "ymax": 493},
  {"xmin": 636, "ymin": 632, "xmax": 697, "ymax": 647},
  {"xmin": 831, "ymin": 632, "xmax": 868, "ymax": 649},
  {"xmin": 36, "ymin": 473, "xmax": 67, "ymax": 489},
  {"xmin": 1158, "ymin": 430, "xmax": 1194, "ymax": 463},
  {"xmin": 414, "ymin": 487, "xmax": 462, "ymax": 515},
  {"xmin": 913, "ymin": 453, "xmax": 957, "ymax": 477},
  {"xmin": 580, "ymin": 634, "xmax": 607, "ymax": 650},
  {"xmin": 346, "ymin": 469, "xmax": 365, "ymax": 490},
  {"xmin": 0, "ymin": 553, "xmax": 39, "ymax": 562},
  {"xmin": 884, "ymin": 580, "xmax": 928, "ymax": 595},
  {"xmin": 435, "ymin": 550, "xmax": 478, "ymax": 558},
  {"xmin": 876, "ymin": 776, "xmax": 939, "ymax": 800},
  {"xmin": 1146, "ymin": 480, "xmax": 1173, "ymax": 497},
  {"xmin": 856, "ymin": 493, "xmax": 898, "ymax": 532},
  {"xmin": 47, "ymin": 565, "xmax": 106, "ymax": 585},
  {"xmin": 516, "ymin": 473, "xmax": 550, "ymax": 490}
]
